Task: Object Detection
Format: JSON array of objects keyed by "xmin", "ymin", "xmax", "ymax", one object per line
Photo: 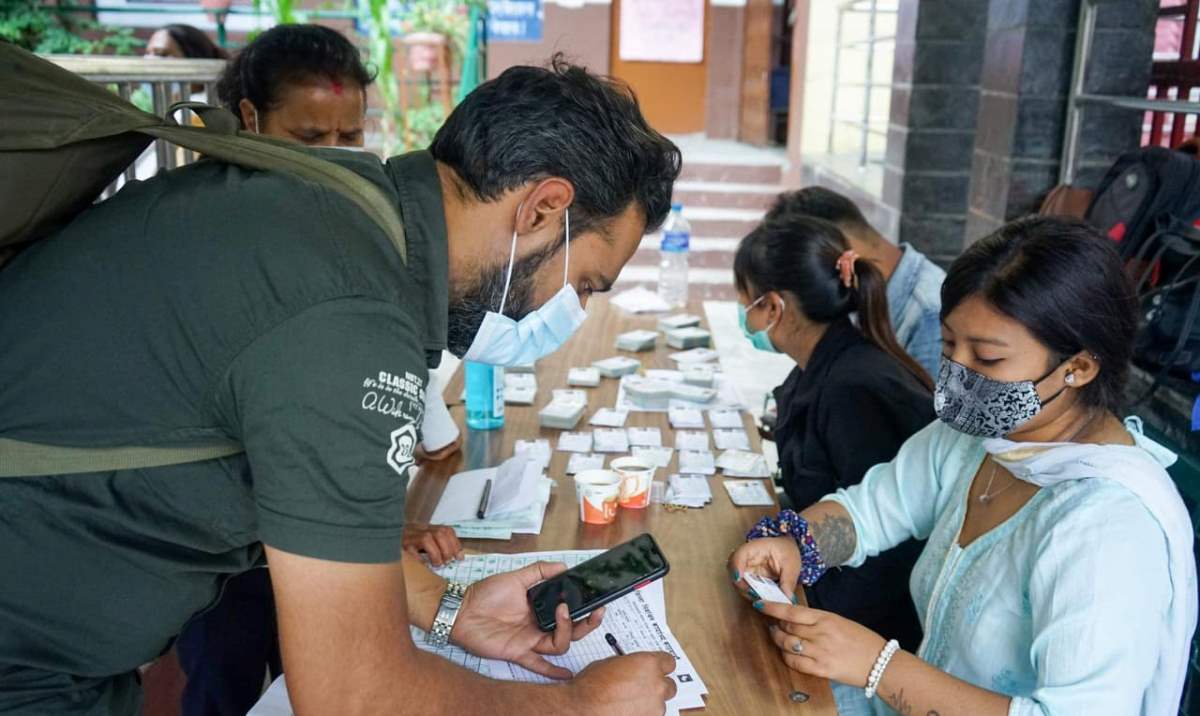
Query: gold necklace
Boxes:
[{"xmin": 977, "ymin": 461, "xmax": 1015, "ymax": 505}]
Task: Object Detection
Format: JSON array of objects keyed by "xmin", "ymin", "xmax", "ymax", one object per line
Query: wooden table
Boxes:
[{"xmin": 406, "ymin": 295, "xmax": 836, "ymax": 715}]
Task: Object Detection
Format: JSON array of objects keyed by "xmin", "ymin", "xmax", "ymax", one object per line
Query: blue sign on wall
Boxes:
[{"xmin": 487, "ymin": 0, "xmax": 543, "ymax": 42}]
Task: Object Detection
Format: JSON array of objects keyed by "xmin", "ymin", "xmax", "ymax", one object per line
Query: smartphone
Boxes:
[{"xmin": 527, "ymin": 533, "xmax": 670, "ymax": 632}]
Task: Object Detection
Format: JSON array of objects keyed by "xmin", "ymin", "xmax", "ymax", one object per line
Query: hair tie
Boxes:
[{"xmin": 836, "ymin": 249, "xmax": 860, "ymax": 289}]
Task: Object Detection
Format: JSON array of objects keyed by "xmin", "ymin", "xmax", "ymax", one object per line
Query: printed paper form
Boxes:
[{"xmin": 249, "ymin": 550, "xmax": 709, "ymax": 715}]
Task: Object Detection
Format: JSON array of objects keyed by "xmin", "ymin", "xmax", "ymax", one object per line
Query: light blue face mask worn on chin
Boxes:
[
  {"xmin": 461, "ymin": 208, "xmax": 587, "ymax": 366},
  {"xmin": 738, "ymin": 294, "xmax": 782, "ymax": 353}
]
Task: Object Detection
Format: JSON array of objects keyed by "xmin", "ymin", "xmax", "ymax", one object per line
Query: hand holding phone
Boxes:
[{"xmin": 527, "ymin": 533, "xmax": 670, "ymax": 632}]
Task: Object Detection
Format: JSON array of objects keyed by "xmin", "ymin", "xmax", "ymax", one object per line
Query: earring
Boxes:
[{"xmin": 1065, "ymin": 373, "xmax": 1076, "ymax": 385}]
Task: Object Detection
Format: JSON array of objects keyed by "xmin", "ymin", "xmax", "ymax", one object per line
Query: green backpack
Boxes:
[{"xmin": 0, "ymin": 42, "xmax": 407, "ymax": 477}]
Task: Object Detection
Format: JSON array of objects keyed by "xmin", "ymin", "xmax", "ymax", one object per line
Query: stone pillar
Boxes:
[
  {"xmin": 884, "ymin": 0, "xmax": 990, "ymax": 265},
  {"xmin": 965, "ymin": 0, "xmax": 1157, "ymax": 243}
]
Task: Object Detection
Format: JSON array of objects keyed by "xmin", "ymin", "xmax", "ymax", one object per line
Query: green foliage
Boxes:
[
  {"xmin": 402, "ymin": 103, "xmax": 446, "ymax": 150},
  {"xmin": 0, "ymin": 0, "xmax": 144, "ymax": 54},
  {"xmin": 356, "ymin": 0, "xmax": 485, "ymax": 152},
  {"xmin": 252, "ymin": 0, "xmax": 305, "ymax": 25}
]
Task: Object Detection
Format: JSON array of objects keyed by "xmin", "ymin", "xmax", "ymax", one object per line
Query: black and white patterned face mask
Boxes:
[{"xmin": 934, "ymin": 358, "xmax": 1066, "ymax": 439}]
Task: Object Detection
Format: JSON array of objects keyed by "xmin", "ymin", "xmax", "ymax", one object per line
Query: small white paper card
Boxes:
[
  {"xmin": 627, "ymin": 426, "xmax": 663, "ymax": 447},
  {"xmin": 709, "ymin": 409, "xmax": 745, "ymax": 429},
  {"xmin": 513, "ymin": 439, "xmax": 551, "ymax": 470},
  {"xmin": 675, "ymin": 430, "xmax": 710, "ymax": 452},
  {"xmin": 632, "ymin": 446, "xmax": 674, "ymax": 468},
  {"xmin": 678, "ymin": 450, "xmax": 715, "ymax": 475},
  {"xmin": 594, "ymin": 428, "xmax": 631, "ymax": 453},
  {"xmin": 668, "ymin": 406, "xmax": 705, "ymax": 429},
  {"xmin": 557, "ymin": 432, "xmax": 594, "ymax": 453},
  {"xmin": 724, "ymin": 479, "xmax": 775, "ymax": 506},
  {"xmin": 566, "ymin": 453, "xmax": 606, "ymax": 474},
  {"xmin": 743, "ymin": 572, "xmax": 792, "ymax": 604},
  {"xmin": 589, "ymin": 408, "xmax": 630, "ymax": 427},
  {"xmin": 713, "ymin": 429, "xmax": 751, "ymax": 451}
]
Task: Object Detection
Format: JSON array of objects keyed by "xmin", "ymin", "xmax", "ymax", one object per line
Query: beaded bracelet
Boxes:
[
  {"xmin": 745, "ymin": 510, "xmax": 828, "ymax": 586},
  {"xmin": 864, "ymin": 639, "xmax": 900, "ymax": 699}
]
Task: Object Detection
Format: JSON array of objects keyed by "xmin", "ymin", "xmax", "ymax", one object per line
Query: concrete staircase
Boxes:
[{"xmin": 616, "ymin": 136, "xmax": 787, "ymax": 301}]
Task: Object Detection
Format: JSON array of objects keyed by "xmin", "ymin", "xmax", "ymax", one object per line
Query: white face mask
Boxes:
[{"xmin": 461, "ymin": 207, "xmax": 587, "ymax": 366}]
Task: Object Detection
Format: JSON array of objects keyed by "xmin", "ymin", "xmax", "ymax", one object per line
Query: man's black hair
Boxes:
[
  {"xmin": 766, "ymin": 186, "xmax": 871, "ymax": 232},
  {"xmin": 162, "ymin": 24, "xmax": 227, "ymax": 60},
  {"xmin": 217, "ymin": 25, "xmax": 374, "ymax": 124},
  {"xmin": 430, "ymin": 53, "xmax": 682, "ymax": 236}
]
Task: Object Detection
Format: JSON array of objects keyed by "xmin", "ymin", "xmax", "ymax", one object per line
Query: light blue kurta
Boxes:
[{"xmin": 824, "ymin": 420, "xmax": 1174, "ymax": 715}]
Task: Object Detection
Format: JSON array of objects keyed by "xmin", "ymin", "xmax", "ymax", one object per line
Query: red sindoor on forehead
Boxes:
[{"xmin": 331, "ymin": 79, "xmax": 344, "ymax": 96}]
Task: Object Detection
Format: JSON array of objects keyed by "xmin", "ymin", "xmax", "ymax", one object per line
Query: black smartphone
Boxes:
[{"xmin": 527, "ymin": 533, "xmax": 670, "ymax": 632}]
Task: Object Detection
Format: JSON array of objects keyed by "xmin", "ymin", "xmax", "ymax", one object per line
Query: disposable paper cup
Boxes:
[
  {"xmin": 573, "ymin": 470, "xmax": 621, "ymax": 524},
  {"xmin": 612, "ymin": 456, "xmax": 654, "ymax": 510}
]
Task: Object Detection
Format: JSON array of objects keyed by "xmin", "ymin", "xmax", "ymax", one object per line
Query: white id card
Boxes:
[{"xmin": 743, "ymin": 572, "xmax": 792, "ymax": 604}]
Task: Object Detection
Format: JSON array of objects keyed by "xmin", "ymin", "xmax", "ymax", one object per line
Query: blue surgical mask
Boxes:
[
  {"xmin": 738, "ymin": 294, "xmax": 781, "ymax": 353},
  {"xmin": 462, "ymin": 208, "xmax": 586, "ymax": 366}
]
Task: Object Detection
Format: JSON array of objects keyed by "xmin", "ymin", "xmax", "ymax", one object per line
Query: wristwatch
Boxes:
[{"xmin": 425, "ymin": 580, "xmax": 467, "ymax": 647}]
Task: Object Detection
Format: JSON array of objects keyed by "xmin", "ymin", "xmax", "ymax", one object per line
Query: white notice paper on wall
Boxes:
[{"xmin": 618, "ymin": 0, "xmax": 705, "ymax": 63}]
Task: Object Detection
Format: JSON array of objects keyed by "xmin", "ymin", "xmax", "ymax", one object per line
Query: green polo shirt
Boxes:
[{"xmin": 0, "ymin": 149, "xmax": 448, "ymax": 713}]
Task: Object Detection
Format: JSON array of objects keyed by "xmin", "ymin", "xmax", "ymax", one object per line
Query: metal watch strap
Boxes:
[{"xmin": 425, "ymin": 580, "xmax": 467, "ymax": 647}]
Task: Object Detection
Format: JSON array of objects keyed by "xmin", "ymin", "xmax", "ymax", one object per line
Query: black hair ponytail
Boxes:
[{"xmin": 733, "ymin": 215, "xmax": 934, "ymax": 391}]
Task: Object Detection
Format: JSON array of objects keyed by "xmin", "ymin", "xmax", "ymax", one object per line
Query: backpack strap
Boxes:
[
  {"xmin": 0, "ymin": 106, "xmax": 407, "ymax": 477},
  {"xmin": 146, "ymin": 102, "xmax": 408, "ymax": 264},
  {"xmin": 0, "ymin": 438, "xmax": 243, "ymax": 478}
]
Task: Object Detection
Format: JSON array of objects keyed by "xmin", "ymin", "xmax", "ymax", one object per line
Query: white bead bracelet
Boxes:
[{"xmin": 863, "ymin": 638, "xmax": 900, "ymax": 699}]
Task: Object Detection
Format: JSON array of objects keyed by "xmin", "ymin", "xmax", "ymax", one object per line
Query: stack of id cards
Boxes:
[
  {"xmin": 615, "ymin": 329, "xmax": 658, "ymax": 352},
  {"xmin": 592, "ymin": 356, "xmax": 641, "ymax": 378},
  {"xmin": 539, "ymin": 389, "xmax": 587, "ymax": 430}
]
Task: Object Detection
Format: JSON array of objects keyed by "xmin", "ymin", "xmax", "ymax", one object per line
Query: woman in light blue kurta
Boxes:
[{"xmin": 730, "ymin": 217, "xmax": 1196, "ymax": 715}]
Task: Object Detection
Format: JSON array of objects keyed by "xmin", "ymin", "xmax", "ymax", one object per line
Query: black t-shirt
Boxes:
[
  {"xmin": 0, "ymin": 150, "xmax": 448, "ymax": 693},
  {"xmin": 773, "ymin": 318, "xmax": 933, "ymax": 650}
]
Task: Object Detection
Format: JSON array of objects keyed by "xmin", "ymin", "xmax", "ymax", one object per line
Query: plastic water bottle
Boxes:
[
  {"xmin": 465, "ymin": 361, "xmax": 505, "ymax": 430},
  {"xmin": 657, "ymin": 202, "xmax": 690, "ymax": 309}
]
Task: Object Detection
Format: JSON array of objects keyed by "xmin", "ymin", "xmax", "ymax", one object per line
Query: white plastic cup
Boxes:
[
  {"xmin": 573, "ymin": 469, "xmax": 621, "ymax": 524},
  {"xmin": 611, "ymin": 456, "xmax": 654, "ymax": 509}
]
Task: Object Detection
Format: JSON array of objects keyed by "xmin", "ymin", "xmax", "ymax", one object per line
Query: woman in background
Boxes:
[
  {"xmin": 731, "ymin": 217, "xmax": 1195, "ymax": 715},
  {"xmin": 144, "ymin": 23, "xmax": 227, "ymax": 60},
  {"xmin": 733, "ymin": 215, "xmax": 932, "ymax": 691}
]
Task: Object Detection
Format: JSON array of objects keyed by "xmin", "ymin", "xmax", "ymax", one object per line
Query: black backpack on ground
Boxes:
[{"xmin": 1085, "ymin": 146, "xmax": 1200, "ymax": 394}]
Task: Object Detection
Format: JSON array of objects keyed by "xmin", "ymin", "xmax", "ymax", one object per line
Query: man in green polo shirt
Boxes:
[{"xmin": 0, "ymin": 57, "xmax": 682, "ymax": 715}]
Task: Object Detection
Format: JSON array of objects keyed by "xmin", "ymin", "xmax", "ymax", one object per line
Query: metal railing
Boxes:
[
  {"xmin": 44, "ymin": 55, "xmax": 227, "ymax": 192},
  {"xmin": 1060, "ymin": 0, "xmax": 1200, "ymax": 182},
  {"xmin": 826, "ymin": 0, "xmax": 897, "ymax": 170}
]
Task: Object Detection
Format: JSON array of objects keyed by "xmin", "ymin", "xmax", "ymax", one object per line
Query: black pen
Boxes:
[
  {"xmin": 477, "ymin": 478, "xmax": 492, "ymax": 520},
  {"xmin": 605, "ymin": 632, "xmax": 625, "ymax": 656}
]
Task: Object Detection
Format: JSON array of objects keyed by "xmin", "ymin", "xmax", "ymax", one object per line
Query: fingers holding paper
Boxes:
[
  {"xmin": 728, "ymin": 536, "xmax": 802, "ymax": 600},
  {"xmin": 451, "ymin": 560, "xmax": 606, "ymax": 681}
]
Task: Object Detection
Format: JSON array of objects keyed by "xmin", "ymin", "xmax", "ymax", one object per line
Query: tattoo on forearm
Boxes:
[
  {"xmin": 889, "ymin": 688, "xmax": 913, "ymax": 716},
  {"xmin": 810, "ymin": 512, "xmax": 856, "ymax": 566}
]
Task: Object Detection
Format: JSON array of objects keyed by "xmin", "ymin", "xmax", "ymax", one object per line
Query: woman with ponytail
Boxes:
[{"xmin": 732, "ymin": 215, "xmax": 932, "ymax": 691}]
